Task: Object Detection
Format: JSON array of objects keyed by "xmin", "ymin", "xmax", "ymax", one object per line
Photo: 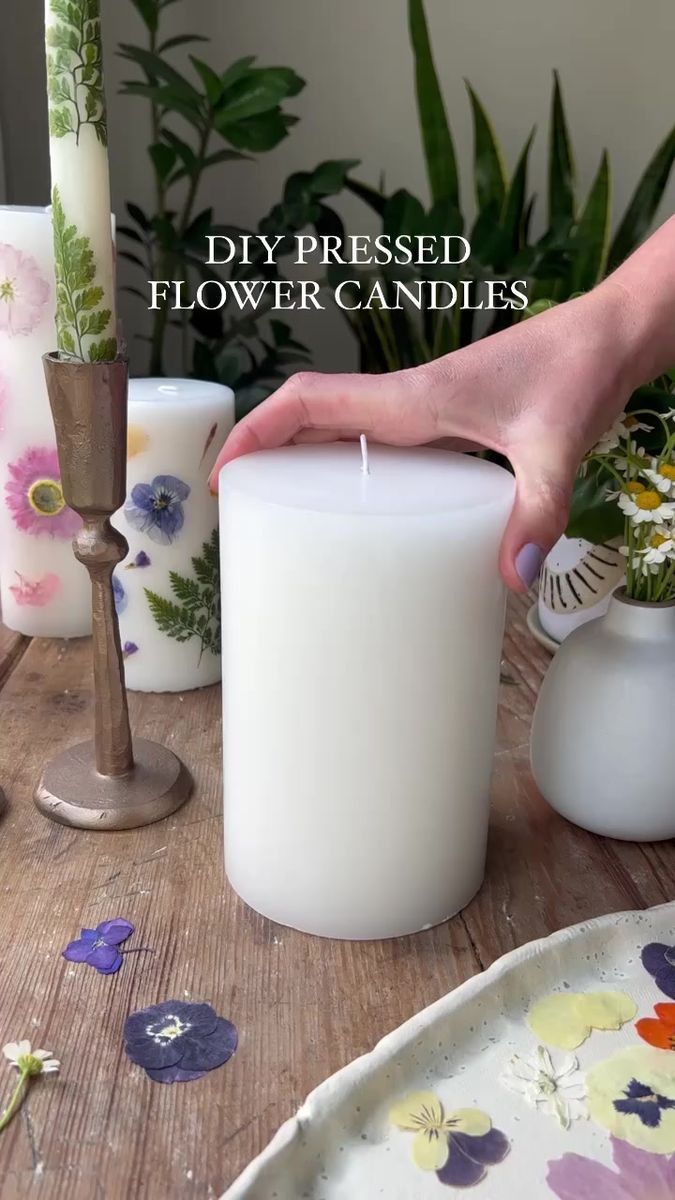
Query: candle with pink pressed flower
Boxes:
[{"xmin": 0, "ymin": 207, "xmax": 90, "ymax": 637}]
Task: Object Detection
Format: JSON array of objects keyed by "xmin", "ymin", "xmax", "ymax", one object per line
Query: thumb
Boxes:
[{"xmin": 499, "ymin": 451, "xmax": 577, "ymax": 593}]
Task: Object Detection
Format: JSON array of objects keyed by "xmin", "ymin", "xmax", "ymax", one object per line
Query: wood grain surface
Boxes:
[{"xmin": 0, "ymin": 594, "xmax": 671, "ymax": 1199}]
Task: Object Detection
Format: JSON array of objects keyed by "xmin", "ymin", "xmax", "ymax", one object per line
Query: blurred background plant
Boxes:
[
  {"xmin": 305, "ymin": 0, "xmax": 675, "ymax": 372},
  {"xmin": 119, "ymin": 0, "xmax": 354, "ymax": 415}
]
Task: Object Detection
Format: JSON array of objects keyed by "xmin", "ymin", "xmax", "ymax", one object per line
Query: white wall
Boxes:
[{"xmin": 2, "ymin": 0, "xmax": 674, "ymax": 373}]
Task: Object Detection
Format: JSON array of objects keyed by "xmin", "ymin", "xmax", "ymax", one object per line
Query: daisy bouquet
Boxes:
[{"xmin": 584, "ymin": 398, "xmax": 675, "ymax": 604}]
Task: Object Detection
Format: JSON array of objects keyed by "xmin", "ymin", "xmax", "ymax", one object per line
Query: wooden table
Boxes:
[{"xmin": 0, "ymin": 595, "xmax": 671, "ymax": 1199}]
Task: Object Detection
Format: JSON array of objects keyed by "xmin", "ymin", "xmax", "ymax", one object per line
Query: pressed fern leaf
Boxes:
[{"xmin": 144, "ymin": 529, "xmax": 221, "ymax": 662}]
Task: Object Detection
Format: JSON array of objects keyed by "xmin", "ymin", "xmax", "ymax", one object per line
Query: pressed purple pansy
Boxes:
[
  {"xmin": 436, "ymin": 1128, "xmax": 510, "ymax": 1188},
  {"xmin": 548, "ymin": 1134, "xmax": 675, "ymax": 1199},
  {"xmin": 62, "ymin": 918, "xmax": 134, "ymax": 975},
  {"xmin": 643, "ymin": 943, "xmax": 675, "ymax": 999},
  {"xmin": 124, "ymin": 475, "xmax": 190, "ymax": 545},
  {"xmin": 123, "ymin": 641, "xmax": 138, "ymax": 658},
  {"xmin": 124, "ymin": 1000, "xmax": 237, "ymax": 1084}
]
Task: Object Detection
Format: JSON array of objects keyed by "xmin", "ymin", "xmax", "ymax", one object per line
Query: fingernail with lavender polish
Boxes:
[{"xmin": 515, "ymin": 543, "xmax": 544, "ymax": 588}]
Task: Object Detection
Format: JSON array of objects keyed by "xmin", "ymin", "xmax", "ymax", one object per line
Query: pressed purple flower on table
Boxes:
[
  {"xmin": 643, "ymin": 944, "xmax": 675, "ymax": 1000},
  {"xmin": 5, "ymin": 447, "xmax": 81, "ymax": 538},
  {"xmin": 436, "ymin": 1127, "xmax": 509, "ymax": 1188},
  {"xmin": 124, "ymin": 475, "xmax": 190, "ymax": 545},
  {"xmin": 63, "ymin": 918, "xmax": 134, "ymax": 975},
  {"xmin": 548, "ymin": 1134, "xmax": 675, "ymax": 1199},
  {"xmin": 0, "ymin": 244, "xmax": 50, "ymax": 336},
  {"xmin": 124, "ymin": 1000, "xmax": 237, "ymax": 1084}
]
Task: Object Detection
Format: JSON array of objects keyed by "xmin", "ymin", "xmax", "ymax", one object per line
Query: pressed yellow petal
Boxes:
[
  {"xmin": 389, "ymin": 1091, "xmax": 444, "ymax": 1132},
  {"xmin": 449, "ymin": 1108, "xmax": 492, "ymax": 1137},
  {"xmin": 575, "ymin": 991, "xmax": 637, "ymax": 1031},
  {"xmin": 412, "ymin": 1128, "xmax": 450, "ymax": 1171},
  {"xmin": 127, "ymin": 425, "xmax": 150, "ymax": 458},
  {"xmin": 528, "ymin": 994, "xmax": 589, "ymax": 1049}
]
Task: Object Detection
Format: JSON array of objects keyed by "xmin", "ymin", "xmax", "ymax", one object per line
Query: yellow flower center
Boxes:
[
  {"xmin": 624, "ymin": 415, "xmax": 638, "ymax": 429},
  {"xmin": 650, "ymin": 533, "xmax": 668, "ymax": 549},
  {"xmin": 626, "ymin": 481, "xmax": 645, "ymax": 495},
  {"xmin": 17, "ymin": 1053, "xmax": 44, "ymax": 1077},
  {"xmin": 0, "ymin": 277, "xmax": 15, "ymax": 303},
  {"xmin": 634, "ymin": 489, "xmax": 663, "ymax": 511},
  {"xmin": 28, "ymin": 478, "xmax": 65, "ymax": 517},
  {"xmin": 660, "ymin": 464, "xmax": 675, "ymax": 481}
]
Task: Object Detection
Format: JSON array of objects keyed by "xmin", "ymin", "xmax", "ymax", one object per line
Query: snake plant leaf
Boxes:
[
  {"xmin": 608, "ymin": 125, "xmax": 675, "ymax": 270},
  {"xmin": 408, "ymin": 0, "xmax": 459, "ymax": 207},
  {"xmin": 465, "ymin": 81, "xmax": 507, "ymax": 214},
  {"xmin": 383, "ymin": 189, "xmax": 427, "ymax": 240},
  {"xmin": 499, "ymin": 127, "xmax": 536, "ymax": 264},
  {"xmin": 548, "ymin": 70, "xmax": 576, "ymax": 227},
  {"xmin": 568, "ymin": 150, "xmax": 612, "ymax": 293}
]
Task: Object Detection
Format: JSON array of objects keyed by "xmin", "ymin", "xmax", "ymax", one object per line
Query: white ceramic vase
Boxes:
[
  {"xmin": 537, "ymin": 535, "xmax": 624, "ymax": 643},
  {"xmin": 531, "ymin": 589, "xmax": 675, "ymax": 841}
]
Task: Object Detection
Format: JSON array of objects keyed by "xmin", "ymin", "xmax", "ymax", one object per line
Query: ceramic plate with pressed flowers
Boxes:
[{"xmin": 223, "ymin": 903, "xmax": 675, "ymax": 1199}]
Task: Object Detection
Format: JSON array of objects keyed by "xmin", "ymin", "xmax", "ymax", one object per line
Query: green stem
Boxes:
[{"xmin": 0, "ymin": 1072, "xmax": 28, "ymax": 1134}]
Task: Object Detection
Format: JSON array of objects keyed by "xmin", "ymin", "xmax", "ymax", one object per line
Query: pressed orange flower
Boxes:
[{"xmin": 636, "ymin": 1003, "xmax": 675, "ymax": 1050}]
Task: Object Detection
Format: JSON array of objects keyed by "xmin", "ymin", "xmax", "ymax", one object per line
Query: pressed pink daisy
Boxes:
[
  {"xmin": 0, "ymin": 243, "xmax": 50, "ymax": 336},
  {"xmin": 5, "ymin": 447, "xmax": 81, "ymax": 538},
  {"xmin": 8, "ymin": 572, "xmax": 62, "ymax": 607}
]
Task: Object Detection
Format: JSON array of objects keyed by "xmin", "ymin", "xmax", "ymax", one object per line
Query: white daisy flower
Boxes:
[
  {"xmin": 614, "ymin": 442, "xmax": 647, "ymax": 474},
  {"xmin": 639, "ymin": 531, "xmax": 675, "ymax": 567},
  {"xmin": 594, "ymin": 415, "xmax": 652, "ymax": 456},
  {"xmin": 618, "ymin": 484, "xmax": 675, "ymax": 525},
  {"xmin": 643, "ymin": 459, "xmax": 675, "ymax": 496},
  {"xmin": 500, "ymin": 1045, "xmax": 586, "ymax": 1129},
  {"xmin": 2, "ymin": 1040, "xmax": 59, "ymax": 1075}
]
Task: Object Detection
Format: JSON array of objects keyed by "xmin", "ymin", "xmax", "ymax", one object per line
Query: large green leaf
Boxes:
[
  {"xmin": 215, "ymin": 110, "xmax": 298, "ymax": 152},
  {"xmin": 408, "ymin": 0, "xmax": 459, "ymax": 207},
  {"xmin": 118, "ymin": 44, "xmax": 202, "ymax": 104},
  {"xmin": 216, "ymin": 67, "xmax": 304, "ymax": 126},
  {"xmin": 565, "ymin": 467, "xmax": 624, "ymax": 543},
  {"xmin": 465, "ymin": 81, "xmax": 507, "ymax": 214},
  {"xmin": 608, "ymin": 125, "xmax": 675, "ymax": 269},
  {"xmin": 383, "ymin": 189, "xmax": 427, "ymax": 240},
  {"xmin": 548, "ymin": 70, "xmax": 576, "ymax": 226},
  {"xmin": 568, "ymin": 150, "xmax": 611, "ymax": 293}
]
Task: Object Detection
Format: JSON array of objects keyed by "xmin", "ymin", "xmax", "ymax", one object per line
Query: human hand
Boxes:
[{"xmin": 210, "ymin": 284, "xmax": 638, "ymax": 592}]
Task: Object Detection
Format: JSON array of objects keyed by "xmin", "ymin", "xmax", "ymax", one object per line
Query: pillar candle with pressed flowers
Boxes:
[
  {"xmin": 0, "ymin": 206, "xmax": 91, "ymax": 637},
  {"xmin": 112, "ymin": 379, "xmax": 234, "ymax": 693},
  {"xmin": 44, "ymin": 0, "xmax": 117, "ymax": 363}
]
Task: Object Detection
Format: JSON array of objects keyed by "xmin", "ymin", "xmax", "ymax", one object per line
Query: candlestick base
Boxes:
[{"xmin": 34, "ymin": 739, "xmax": 191, "ymax": 831}]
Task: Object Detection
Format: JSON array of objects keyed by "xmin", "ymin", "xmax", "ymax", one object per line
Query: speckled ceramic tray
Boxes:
[{"xmin": 223, "ymin": 903, "xmax": 675, "ymax": 1199}]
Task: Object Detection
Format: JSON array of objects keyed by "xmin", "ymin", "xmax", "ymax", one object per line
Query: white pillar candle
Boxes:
[
  {"xmin": 45, "ymin": 0, "xmax": 116, "ymax": 361},
  {"xmin": 112, "ymin": 379, "xmax": 234, "ymax": 693},
  {"xmin": 219, "ymin": 444, "xmax": 515, "ymax": 939},
  {"xmin": 0, "ymin": 206, "xmax": 90, "ymax": 637}
]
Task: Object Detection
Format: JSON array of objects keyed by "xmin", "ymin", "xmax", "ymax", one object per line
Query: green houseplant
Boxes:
[
  {"xmin": 119, "ymin": 0, "xmax": 354, "ymax": 413},
  {"xmin": 310, "ymin": 0, "xmax": 675, "ymax": 372}
]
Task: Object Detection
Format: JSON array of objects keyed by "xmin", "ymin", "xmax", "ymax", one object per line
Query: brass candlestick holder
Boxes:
[{"xmin": 34, "ymin": 354, "xmax": 192, "ymax": 830}]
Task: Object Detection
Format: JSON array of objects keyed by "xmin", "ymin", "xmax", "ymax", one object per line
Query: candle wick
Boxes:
[{"xmin": 360, "ymin": 434, "xmax": 370, "ymax": 476}]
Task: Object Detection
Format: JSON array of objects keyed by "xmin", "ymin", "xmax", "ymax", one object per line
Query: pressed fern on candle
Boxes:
[
  {"xmin": 144, "ymin": 531, "xmax": 221, "ymax": 664},
  {"xmin": 45, "ymin": 0, "xmax": 117, "ymax": 362}
]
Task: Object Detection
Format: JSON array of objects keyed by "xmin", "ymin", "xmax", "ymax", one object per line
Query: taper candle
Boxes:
[
  {"xmin": 45, "ymin": 0, "xmax": 116, "ymax": 362},
  {"xmin": 219, "ymin": 444, "xmax": 515, "ymax": 939},
  {"xmin": 0, "ymin": 206, "xmax": 90, "ymax": 637},
  {"xmin": 112, "ymin": 379, "xmax": 234, "ymax": 693}
]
